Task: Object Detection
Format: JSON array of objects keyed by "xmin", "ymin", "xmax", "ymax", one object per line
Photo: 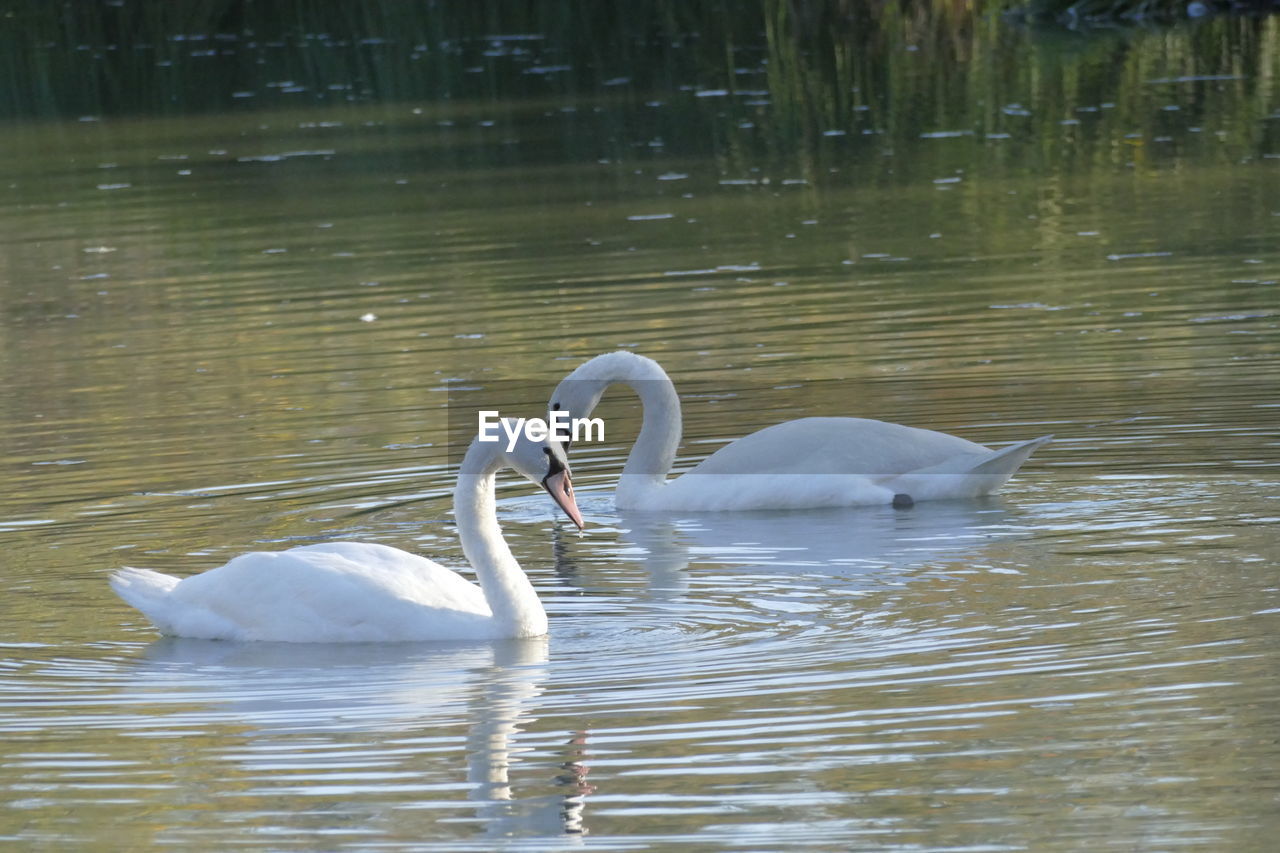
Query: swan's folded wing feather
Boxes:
[
  {"xmin": 657, "ymin": 422, "xmax": 1049, "ymax": 509},
  {"xmin": 686, "ymin": 417, "xmax": 987, "ymax": 477},
  {"xmin": 163, "ymin": 543, "xmax": 493, "ymax": 642}
]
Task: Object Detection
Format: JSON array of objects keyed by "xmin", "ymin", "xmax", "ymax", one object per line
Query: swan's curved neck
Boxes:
[
  {"xmin": 455, "ymin": 441, "xmax": 547, "ymax": 636},
  {"xmin": 613, "ymin": 358, "xmax": 682, "ymax": 502}
]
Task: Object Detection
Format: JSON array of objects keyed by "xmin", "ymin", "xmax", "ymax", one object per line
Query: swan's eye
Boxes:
[{"xmin": 550, "ymin": 402, "xmax": 573, "ymax": 447}]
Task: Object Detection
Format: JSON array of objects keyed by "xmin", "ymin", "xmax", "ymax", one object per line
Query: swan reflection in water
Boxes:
[
  {"xmin": 133, "ymin": 637, "xmax": 591, "ymax": 840},
  {"xmin": 581, "ymin": 498, "xmax": 1025, "ymax": 586}
]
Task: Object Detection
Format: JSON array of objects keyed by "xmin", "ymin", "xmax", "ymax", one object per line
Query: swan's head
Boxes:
[
  {"xmin": 548, "ymin": 351, "xmax": 662, "ymax": 446},
  {"xmin": 505, "ymin": 433, "xmax": 584, "ymax": 530}
]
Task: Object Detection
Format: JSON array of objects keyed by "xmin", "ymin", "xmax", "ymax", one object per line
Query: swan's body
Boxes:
[
  {"xmin": 110, "ymin": 434, "xmax": 583, "ymax": 642},
  {"xmin": 549, "ymin": 351, "xmax": 1051, "ymax": 511}
]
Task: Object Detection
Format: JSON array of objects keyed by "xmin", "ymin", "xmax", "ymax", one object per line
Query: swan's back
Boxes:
[
  {"xmin": 688, "ymin": 417, "xmax": 988, "ymax": 476},
  {"xmin": 111, "ymin": 542, "xmax": 495, "ymax": 643}
]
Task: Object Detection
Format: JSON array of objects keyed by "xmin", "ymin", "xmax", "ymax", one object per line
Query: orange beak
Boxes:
[{"xmin": 543, "ymin": 470, "xmax": 585, "ymax": 530}]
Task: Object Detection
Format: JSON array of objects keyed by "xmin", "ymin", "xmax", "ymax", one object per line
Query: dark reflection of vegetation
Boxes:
[
  {"xmin": 1, "ymin": 0, "xmax": 1276, "ymax": 176},
  {"xmin": 1015, "ymin": 0, "xmax": 1279, "ymax": 26}
]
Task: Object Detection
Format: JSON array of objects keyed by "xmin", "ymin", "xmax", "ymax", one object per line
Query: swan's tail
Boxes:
[
  {"xmin": 889, "ymin": 434, "xmax": 1053, "ymax": 500},
  {"xmin": 968, "ymin": 434, "xmax": 1053, "ymax": 482},
  {"xmin": 110, "ymin": 568, "xmax": 180, "ymax": 630}
]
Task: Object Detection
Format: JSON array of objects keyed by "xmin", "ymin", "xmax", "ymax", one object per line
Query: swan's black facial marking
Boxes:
[
  {"xmin": 540, "ymin": 445, "xmax": 575, "ymax": 508},
  {"xmin": 542, "ymin": 445, "xmax": 567, "ymax": 480}
]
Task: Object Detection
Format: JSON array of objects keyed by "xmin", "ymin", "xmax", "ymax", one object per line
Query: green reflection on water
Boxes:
[{"xmin": 3, "ymin": 2, "xmax": 1276, "ymax": 172}]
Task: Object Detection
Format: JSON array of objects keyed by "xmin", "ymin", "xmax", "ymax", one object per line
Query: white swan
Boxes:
[
  {"xmin": 109, "ymin": 433, "xmax": 584, "ymax": 642},
  {"xmin": 548, "ymin": 351, "xmax": 1051, "ymax": 511}
]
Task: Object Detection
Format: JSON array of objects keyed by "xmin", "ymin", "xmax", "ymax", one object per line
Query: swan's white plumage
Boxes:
[
  {"xmin": 550, "ymin": 352, "xmax": 1051, "ymax": 511},
  {"xmin": 110, "ymin": 436, "xmax": 578, "ymax": 643},
  {"xmin": 111, "ymin": 544, "xmax": 494, "ymax": 642}
]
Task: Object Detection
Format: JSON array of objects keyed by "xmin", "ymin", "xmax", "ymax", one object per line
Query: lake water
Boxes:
[{"xmin": 2, "ymin": 6, "xmax": 1278, "ymax": 849}]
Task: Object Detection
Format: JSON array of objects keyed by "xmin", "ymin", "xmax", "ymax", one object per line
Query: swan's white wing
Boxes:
[
  {"xmin": 637, "ymin": 418, "xmax": 1048, "ymax": 510},
  {"xmin": 686, "ymin": 417, "xmax": 989, "ymax": 476},
  {"xmin": 116, "ymin": 542, "xmax": 495, "ymax": 643}
]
